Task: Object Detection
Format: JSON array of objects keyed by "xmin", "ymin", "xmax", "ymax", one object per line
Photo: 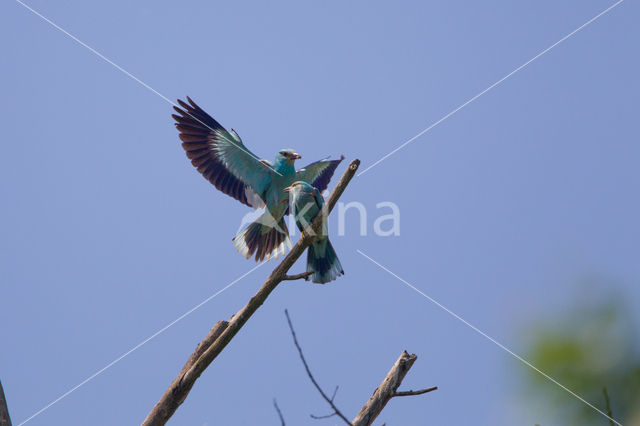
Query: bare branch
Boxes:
[
  {"xmin": 0, "ymin": 380, "xmax": 11, "ymax": 426},
  {"xmin": 181, "ymin": 321, "xmax": 229, "ymax": 377},
  {"xmin": 139, "ymin": 321, "xmax": 228, "ymax": 423},
  {"xmin": 285, "ymin": 309, "xmax": 352, "ymax": 425},
  {"xmin": 273, "ymin": 398, "xmax": 286, "ymax": 426},
  {"xmin": 283, "ymin": 271, "xmax": 314, "ymax": 281},
  {"xmin": 142, "ymin": 159, "xmax": 360, "ymax": 426},
  {"xmin": 352, "ymin": 351, "xmax": 436, "ymax": 426}
]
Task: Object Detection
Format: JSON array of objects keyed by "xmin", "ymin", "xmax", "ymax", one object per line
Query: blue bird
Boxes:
[
  {"xmin": 284, "ymin": 181, "xmax": 344, "ymax": 284},
  {"xmin": 172, "ymin": 97, "xmax": 343, "ymax": 261}
]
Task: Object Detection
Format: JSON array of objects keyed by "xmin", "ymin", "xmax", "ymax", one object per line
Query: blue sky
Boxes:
[{"xmin": 1, "ymin": 1, "xmax": 638, "ymax": 425}]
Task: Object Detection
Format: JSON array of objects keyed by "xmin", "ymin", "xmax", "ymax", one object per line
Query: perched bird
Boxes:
[
  {"xmin": 172, "ymin": 97, "xmax": 343, "ymax": 261},
  {"xmin": 285, "ymin": 181, "xmax": 344, "ymax": 284}
]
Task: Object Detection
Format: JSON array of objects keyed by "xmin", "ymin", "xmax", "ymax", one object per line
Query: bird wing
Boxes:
[
  {"xmin": 312, "ymin": 188, "xmax": 328, "ymax": 236},
  {"xmin": 295, "ymin": 156, "xmax": 344, "ymax": 193},
  {"xmin": 172, "ymin": 97, "xmax": 273, "ymax": 208},
  {"xmin": 313, "ymin": 187, "xmax": 325, "ymax": 209}
]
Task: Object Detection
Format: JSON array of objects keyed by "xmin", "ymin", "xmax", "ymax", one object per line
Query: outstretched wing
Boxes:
[
  {"xmin": 295, "ymin": 156, "xmax": 344, "ymax": 193},
  {"xmin": 172, "ymin": 97, "xmax": 273, "ymax": 208}
]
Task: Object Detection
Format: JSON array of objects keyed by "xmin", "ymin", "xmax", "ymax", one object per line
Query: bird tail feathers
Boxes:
[
  {"xmin": 233, "ymin": 212, "xmax": 292, "ymax": 262},
  {"xmin": 306, "ymin": 239, "xmax": 344, "ymax": 284}
]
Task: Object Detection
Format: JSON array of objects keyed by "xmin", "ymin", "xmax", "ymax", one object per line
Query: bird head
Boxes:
[
  {"xmin": 277, "ymin": 149, "xmax": 301, "ymax": 164},
  {"xmin": 284, "ymin": 181, "xmax": 314, "ymax": 196}
]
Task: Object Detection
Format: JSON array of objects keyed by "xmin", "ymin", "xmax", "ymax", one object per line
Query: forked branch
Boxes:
[
  {"xmin": 352, "ymin": 351, "xmax": 437, "ymax": 426},
  {"xmin": 285, "ymin": 310, "xmax": 437, "ymax": 426}
]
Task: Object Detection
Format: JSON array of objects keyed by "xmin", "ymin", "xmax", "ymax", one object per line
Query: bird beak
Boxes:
[
  {"xmin": 292, "ymin": 152, "xmax": 301, "ymax": 159},
  {"xmin": 283, "ymin": 185, "xmax": 292, "ymax": 193}
]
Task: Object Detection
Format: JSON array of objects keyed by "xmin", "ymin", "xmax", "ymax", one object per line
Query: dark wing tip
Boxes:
[
  {"xmin": 177, "ymin": 98, "xmax": 191, "ymax": 110},
  {"xmin": 186, "ymin": 96, "xmax": 198, "ymax": 108},
  {"xmin": 311, "ymin": 157, "xmax": 344, "ymax": 192}
]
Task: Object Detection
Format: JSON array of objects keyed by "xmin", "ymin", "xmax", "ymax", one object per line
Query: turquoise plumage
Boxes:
[
  {"xmin": 285, "ymin": 181, "xmax": 344, "ymax": 284},
  {"xmin": 172, "ymin": 97, "xmax": 343, "ymax": 261}
]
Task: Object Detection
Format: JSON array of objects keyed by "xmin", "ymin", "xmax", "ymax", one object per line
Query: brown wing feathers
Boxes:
[{"xmin": 172, "ymin": 97, "xmax": 252, "ymax": 207}]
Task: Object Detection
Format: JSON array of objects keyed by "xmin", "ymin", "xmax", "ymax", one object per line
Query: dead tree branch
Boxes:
[
  {"xmin": 285, "ymin": 309, "xmax": 352, "ymax": 425},
  {"xmin": 352, "ymin": 351, "xmax": 436, "ymax": 426},
  {"xmin": 285, "ymin": 311, "xmax": 437, "ymax": 425},
  {"xmin": 141, "ymin": 159, "xmax": 360, "ymax": 426},
  {"xmin": 0, "ymin": 380, "xmax": 11, "ymax": 426},
  {"xmin": 140, "ymin": 321, "xmax": 228, "ymax": 424}
]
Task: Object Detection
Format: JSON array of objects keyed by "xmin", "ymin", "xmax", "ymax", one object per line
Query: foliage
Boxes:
[{"xmin": 523, "ymin": 296, "xmax": 640, "ymax": 425}]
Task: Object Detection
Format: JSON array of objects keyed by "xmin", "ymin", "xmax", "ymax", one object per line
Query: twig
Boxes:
[
  {"xmin": 285, "ymin": 309, "xmax": 353, "ymax": 425},
  {"xmin": 0, "ymin": 380, "xmax": 11, "ymax": 426},
  {"xmin": 273, "ymin": 398, "xmax": 286, "ymax": 426},
  {"xmin": 309, "ymin": 387, "xmax": 340, "ymax": 419},
  {"xmin": 603, "ymin": 387, "xmax": 615, "ymax": 426},
  {"xmin": 283, "ymin": 271, "xmax": 314, "ymax": 281},
  {"xmin": 331, "ymin": 385, "xmax": 340, "ymax": 400},
  {"xmin": 311, "ymin": 412, "xmax": 338, "ymax": 420},
  {"xmin": 394, "ymin": 387, "xmax": 438, "ymax": 397},
  {"xmin": 141, "ymin": 159, "xmax": 360, "ymax": 426},
  {"xmin": 352, "ymin": 351, "xmax": 436, "ymax": 426}
]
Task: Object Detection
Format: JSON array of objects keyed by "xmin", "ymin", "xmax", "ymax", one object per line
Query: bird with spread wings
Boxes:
[{"xmin": 172, "ymin": 97, "xmax": 343, "ymax": 262}]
